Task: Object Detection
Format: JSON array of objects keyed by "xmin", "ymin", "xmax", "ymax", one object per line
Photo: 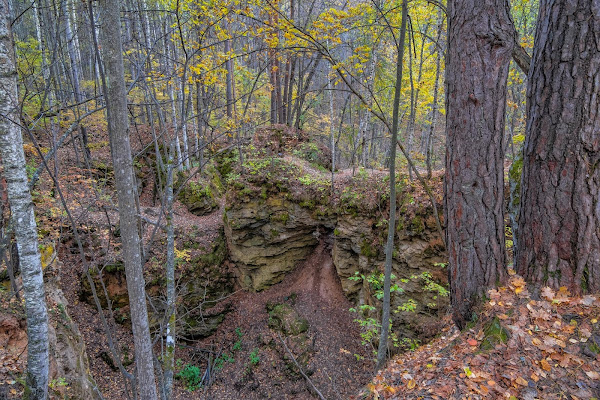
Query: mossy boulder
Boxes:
[
  {"xmin": 177, "ymin": 163, "xmax": 224, "ymax": 216},
  {"xmin": 179, "ymin": 231, "xmax": 234, "ymax": 338},
  {"xmin": 267, "ymin": 303, "xmax": 309, "ymax": 336},
  {"xmin": 582, "ymin": 333, "xmax": 600, "ymax": 358},
  {"xmin": 178, "ymin": 181, "xmax": 218, "ymax": 216}
]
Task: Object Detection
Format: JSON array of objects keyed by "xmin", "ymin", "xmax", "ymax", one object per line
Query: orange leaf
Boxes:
[
  {"xmin": 467, "ymin": 339, "xmax": 478, "ymax": 346},
  {"xmin": 540, "ymin": 359, "xmax": 552, "ymax": 372},
  {"xmin": 515, "ymin": 377, "xmax": 528, "ymax": 386}
]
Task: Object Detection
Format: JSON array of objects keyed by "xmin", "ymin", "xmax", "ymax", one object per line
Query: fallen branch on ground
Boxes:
[{"xmin": 277, "ymin": 333, "xmax": 327, "ymax": 400}]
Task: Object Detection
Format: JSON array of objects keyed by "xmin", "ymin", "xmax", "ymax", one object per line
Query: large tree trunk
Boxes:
[
  {"xmin": 516, "ymin": 0, "xmax": 600, "ymax": 294},
  {"xmin": 98, "ymin": 1, "xmax": 159, "ymax": 398},
  {"xmin": 0, "ymin": 1, "xmax": 49, "ymax": 397},
  {"xmin": 445, "ymin": 0, "xmax": 514, "ymax": 328}
]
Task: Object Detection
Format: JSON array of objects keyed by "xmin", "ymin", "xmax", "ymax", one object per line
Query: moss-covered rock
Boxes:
[
  {"xmin": 79, "ymin": 262, "xmax": 129, "ymax": 309},
  {"xmin": 178, "ymin": 180, "xmax": 218, "ymax": 216},
  {"xmin": 80, "ymin": 230, "xmax": 234, "ymax": 338},
  {"xmin": 179, "ymin": 231, "xmax": 233, "ymax": 338},
  {"xmin": 46, "ymin": 259, "xmax": 99, "ymax": 399},
  {"xmin": 225, "ymin": 194, "xmax": 334, "ymax": 291},
  {"xmin": 267, "ymin": 303, "xmax": 309, "ymax": 336},
  {"xmin": 225, "ymin": 151, "xmax": 448, "ymax": 345}
]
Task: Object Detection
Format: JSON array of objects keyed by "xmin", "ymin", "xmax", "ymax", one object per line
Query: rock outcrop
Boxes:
[
  {"xmin": 225, "ymin": 195, "xmax": 334, "ymax": 291},
  {"xmin": 223, "ymin": 145, "xmax": 448, "ymax": 343},
  {"xmin": 80, "ymin": 229, "xmax": 234, "ymax": 339}
]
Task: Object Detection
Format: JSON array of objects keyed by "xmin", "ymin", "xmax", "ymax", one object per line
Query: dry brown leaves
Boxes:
[{"xmin": 365, "ymin": 271, "xmax": 600, "ymax": 399}]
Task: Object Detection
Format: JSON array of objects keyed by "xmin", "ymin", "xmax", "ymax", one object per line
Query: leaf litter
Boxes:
[{"xmin": 362, "ymin": 271, "xmax": 600, "ymax": 399}]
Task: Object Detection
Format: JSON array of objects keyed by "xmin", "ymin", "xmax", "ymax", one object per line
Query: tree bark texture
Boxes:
[
  {"xmin": 98, "ymin": 0, "xmax": 159, "ymax": 398},
  {"xmin": 445, "ymin": 0, "xmax": 514, "ymax": 328},
  {"xmin": 0, "ymin": 1, "xmax": 49, "ymax": 397},
  {"xmin": 516, "ymin": 0, "xmax": 600, "ymax": 294}
]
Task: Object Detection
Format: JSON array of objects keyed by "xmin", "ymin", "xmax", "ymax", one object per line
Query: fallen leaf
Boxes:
[
  {"xmin": 530, "ymin": 372, "xmax": 539, "ymax": 382},
  {"xmin": 581, "ymin": 295, "xmax": 596, "ymax": 306},
  {"xmin": 585, "ymin": 371, "xmax": 600, "ymax": 380},
  {"xmin": 407, "ymin": 379, "xmax": 416, "ymax": 389},
  {"xmin": 515, "ymin": 377, "xmax": 528, "ymax": 386},
  {"xmin": 467, "ymin": 339, "xmax": 478, "ymax": 346},
  {"xmin": 541, "ymin": 287, "xmax": 555, "ymax": 300},
  {"xmin": 515, "ymin": 286, "xmax": 524, "ymax": 294},
  {"xmin": 540, "ymin": 359, "xmax": 552, "ymax": 371}
]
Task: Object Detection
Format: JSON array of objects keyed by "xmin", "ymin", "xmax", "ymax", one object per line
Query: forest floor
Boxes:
[
  {"xmin": 55, "ymin": 193, "xmax": 374, "ymax": 400},
  {"xmin": 32, "ymin": 128, "xmax": 375, "ymax": 399},
  {"xmin": 195, "ymin": 240, "xmax": 372, "ymax": 400},
  {"xmin": 362, "ymin": 272, "xmax": 600, "ymax": 399}
]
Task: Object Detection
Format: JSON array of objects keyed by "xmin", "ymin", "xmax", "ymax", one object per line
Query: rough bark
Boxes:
[
  {"xmin": 516, "ymin": 0, "xmax": 600, "ymax": 294},
  {"xmin": 0, "ymin": 1, "xmax": 49, "ymax": 397},
  {"xmin": 445, "ymin": 0, "xmax": 514, "ymax": 328},
  {"xmin": 98, "ymin": 0, "xmax": 159, "ymax": 398}
]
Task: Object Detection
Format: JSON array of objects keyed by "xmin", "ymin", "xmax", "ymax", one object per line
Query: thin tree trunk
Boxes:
[
  {"xmin": 178, "ymin": 80, "xmax": 190, "ymax": 170},
  {"xmin": 376, "ymin": 0, "xmax": 407, "ymax": 371},
  {"xmin": 445, "ymin": 0, "xmax": 514, "ymax": 328},
  {"xmin": 98, "ymin": 0, "xmax": 159, "ymax": 397},
  {"xmin": 64, "ymin": 0, "xmax": 91, "ymax": 161},
  {"xmin": 225, "ymin": 36, "xmax": 235, "ymax": 121},
  {"xmin": 424, "ymin": 14, "xmax": 443, "ymax": 179},
  {"xmin": 353, "ymin": 48, "xmax": 377, "ymax": 173},
  {"xmin": 406, "ymin": 22, "xmax": 429, "ymax": 180},
  {"xmin": 163, "ymin": 142, "xmax": 175, "ymax": 399},
  {"xmin": 328, "ymin": 62, "xmax": 335, "ymax": 193},
  {"xmin": 0, "ymin": 1, "xmax": 49, "ymax": 397},
  {"xmin": 269, "ymin": 49, "xmax": 277, "ymax": 124},
  {"xmin": 516, "ymin": 0, "xmax": 600, "ymax": 294},
  {"xmin": 294, "ymin": 53, "xmax": 322, "ymax": 129}
]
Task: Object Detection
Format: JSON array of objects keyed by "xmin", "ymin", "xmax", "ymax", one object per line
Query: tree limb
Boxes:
[
  {"xmin": 512, "ymin": 43, "xmax": 531, "ymax": 75},
  {"xmin": 277, "ymin": 333, "xmax": 326, "ymax": 400}
]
